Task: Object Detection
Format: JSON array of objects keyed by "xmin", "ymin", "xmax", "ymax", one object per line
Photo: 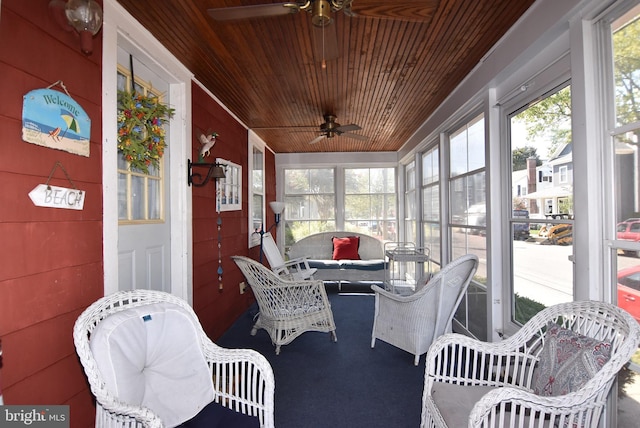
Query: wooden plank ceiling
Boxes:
[{"xmin": 115, "ymin": 0, "xmax": 536, "ymax": 153}]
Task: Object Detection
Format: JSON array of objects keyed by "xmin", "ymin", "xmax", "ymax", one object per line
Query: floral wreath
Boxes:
[{"xmin": 117, "ymin": 90, "xmax": 175, "ymax": 174}]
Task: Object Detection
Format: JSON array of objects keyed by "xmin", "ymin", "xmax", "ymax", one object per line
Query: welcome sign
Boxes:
[{"xmin": 22, "ymin": 88, "xmax": 91, "ymax": 157}]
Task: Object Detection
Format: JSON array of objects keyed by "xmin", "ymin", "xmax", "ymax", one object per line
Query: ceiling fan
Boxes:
[
  {"xmin": 207, "ymin": 1, "xmax": 437, "ymax": 25},
  {"xmin": 207, "ymin": 1, "xmax": 353, "ymax": 28},
  {"xmin": 308, "ymin": 114, "xmax": 368, "ymax": 144}
]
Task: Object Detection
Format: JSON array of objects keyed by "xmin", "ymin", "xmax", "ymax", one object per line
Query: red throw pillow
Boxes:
[{"xmin": 332, "ymin": 236, "xmax": 360, "ymax": 260}]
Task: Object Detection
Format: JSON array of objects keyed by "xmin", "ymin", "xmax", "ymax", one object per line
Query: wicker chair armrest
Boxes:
[
  {"xmin": 425, "ymin": 333, "xmax": 539, "ymax": 388},
  {"xmin": 201, "ymin": 340, "xmax": 275, "ymax": 426},
  {"xmin": 469, "ymin": 385, "xmax": 608, "ymax": 427},
  {"xmin": 92, "ymin": 389, "xmax": 163, "ymax": 428},
  {"xmin": 272, "ymin": 278, "xmax": 326, "ymax": 291},
  {"xmin": 427, "ymin": 333, "xmax": 520, "ymax": 360},
  {"xmin": 371, "ymin": 284, "xmax": 424, "ymax": 303}
]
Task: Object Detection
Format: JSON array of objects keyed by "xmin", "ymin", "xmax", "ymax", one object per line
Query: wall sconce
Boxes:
[
  {"xmin": 49, "ymin": 0, "xmax": 103, "ymax": 55},
  {"xmin": 269, "ymin": 201, "xmax": 286, "ymax": 226},
  {"xmin": 187, "ymin": 159, "xmax": 226, "ymax": 187}
]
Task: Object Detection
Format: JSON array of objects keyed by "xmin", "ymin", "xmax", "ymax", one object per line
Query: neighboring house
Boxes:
[
  {"xmin": 523, "ymin": 143, "xmax": 574, "ymax": 219},
  {"xmin": 512, "ymin": 168, "xmax": 529, "ymax": 201}
]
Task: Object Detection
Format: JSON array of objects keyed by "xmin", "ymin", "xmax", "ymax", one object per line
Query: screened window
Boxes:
[
  {"xmin": 508, "ymin": 83, "xmax": 573, "ymax": 325},
  {"xmin": 609, "ymin": 2, "xmax": 640, "ymax": 341},
  {"xmin": 405, "ymin": 161, "xmax": 417, "ymax": 244},
  {"xmin": 422, "ymin": 146, "xmax": 441, "ymax": 265},
  {"xmin": 344, "ymin": 167, "xmax": 396, "ymax": 241},
  {"xmin": 283, "ymin": 168, "xmax": 336, "ymax": 245},
  {"xmin": 448, "ymin": 113, "xmax": 488, "ymax": 341},
  {"xmin": 249, "ymin": 144, "xmax": 264, "ymax": 247},
  {"xmin": 605, "ymin": 3, "xmax": 640, "ymax": 422}
]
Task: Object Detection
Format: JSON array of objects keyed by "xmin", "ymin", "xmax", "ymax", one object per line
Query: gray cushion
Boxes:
[{"xmin": 430, "ymin": 382, "xmax": 497, "ymax": 427}]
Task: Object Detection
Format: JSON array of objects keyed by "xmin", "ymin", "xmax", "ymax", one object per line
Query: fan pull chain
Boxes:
[{"xmin": 321, "ymin": 21, "xmax": 327, "ymax": 69}]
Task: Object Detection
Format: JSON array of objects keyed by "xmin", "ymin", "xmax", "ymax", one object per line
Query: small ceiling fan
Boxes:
[{"xmin": 308, "ymin": 114, "xmax": 368, "ymax": 144}]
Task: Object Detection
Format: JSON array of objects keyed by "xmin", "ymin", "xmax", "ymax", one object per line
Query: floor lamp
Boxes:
[{"xmin": 259, "ymin": 201, "xmax": 285, "ymax": 262}]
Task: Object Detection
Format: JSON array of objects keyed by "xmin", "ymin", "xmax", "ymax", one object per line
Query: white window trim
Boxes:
[
  {"xmin": 559, "ymin": 165, "xmax": 568, "ymax": 183},
  {"xmin": 248, "ymin": 134, "xmax": 266, "ymax": 248}
]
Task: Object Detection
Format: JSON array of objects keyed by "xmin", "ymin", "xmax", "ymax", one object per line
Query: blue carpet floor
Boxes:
[{"xmin": 217, "ymin": 289, "xmax": 425, "ymax": 428}]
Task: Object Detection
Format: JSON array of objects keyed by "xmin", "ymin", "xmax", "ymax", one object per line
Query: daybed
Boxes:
[{"xmin": 287, "ymin": 231, "xmax": 385, "ymax": 285}]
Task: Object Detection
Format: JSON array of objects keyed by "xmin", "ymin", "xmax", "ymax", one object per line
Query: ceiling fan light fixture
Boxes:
[{"xmin": 311, "ymin": 0, "xmax": 332, "ymax": 27}]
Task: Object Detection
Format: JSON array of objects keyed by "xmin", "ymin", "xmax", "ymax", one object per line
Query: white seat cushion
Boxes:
[{"xmin": 90, "ymin": 302, "xmax": 214, "ymax": 427}]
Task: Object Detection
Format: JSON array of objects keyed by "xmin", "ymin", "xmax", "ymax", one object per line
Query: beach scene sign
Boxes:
[{"xmin": 22, "ymin": 88, "xmax": 91, "ymax": 157}]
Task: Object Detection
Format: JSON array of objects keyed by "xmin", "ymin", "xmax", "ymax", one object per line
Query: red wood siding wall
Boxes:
[
  {"xmin": 0, "ymin": 0, "xmax": 105, "ymax": 425},
  {"xmin": 191, "ymin": 82, "xmax": 275, "ymax": 338},
  {"xmin": 0, "ymin": 1, "xmax": 274, "ymax": 426}
]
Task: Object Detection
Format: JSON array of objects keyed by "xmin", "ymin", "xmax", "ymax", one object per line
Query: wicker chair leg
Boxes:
[
  {"xmin": 330, "ymin": 331, "xmax": 338, "ymax": 342},
  {"xmin": 414, "ymin": 354, "xmax": 420, "ymax": 366}
]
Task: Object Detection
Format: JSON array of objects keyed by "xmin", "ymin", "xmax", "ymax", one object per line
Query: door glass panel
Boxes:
[{"xmin": 116, "ymin": 67, "xmax": 164, "ymax": 224}]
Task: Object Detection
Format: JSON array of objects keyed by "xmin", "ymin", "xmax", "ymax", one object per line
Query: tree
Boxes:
[
  {"xmin": 613, "ymin": 16, "xmax": 640, "ymax": 133},
  {"xmin": 516, "ymin": 85, "xmax": 572, "ymax": 158},
  {"xmin": 512, "ymin": 146, "xmax": 540, "ymax": 171}
]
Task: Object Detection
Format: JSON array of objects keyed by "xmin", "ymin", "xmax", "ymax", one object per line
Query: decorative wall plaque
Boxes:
[{"xmin": 22, "ymin": 82, "xmax": 91, "ymax": 157}]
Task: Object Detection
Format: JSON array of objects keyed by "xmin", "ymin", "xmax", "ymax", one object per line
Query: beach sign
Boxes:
[
  {"xmin": 28, "ymin": 184, "xmax": 85, "ymax": 210},
  {"xmin": 22, "ymin": 88, "xmax": 91, "ymax": 157}
]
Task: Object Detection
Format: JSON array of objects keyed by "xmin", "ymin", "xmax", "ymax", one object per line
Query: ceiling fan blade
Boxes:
[
  {"xmin": 341, "ymin": 133, "xmax": 369, "ymax": 141},
  {"xmin": 308, "ymin": 135, "xmax": 327, "ymax": 145},
  {"xmin": 208, "ymin": 3, "xmax": 300, "ymax": 21},
  {"xmin": 348, "ymin": 1, "xmax": 437, "ymax": 22},
  {"xmin": 336, "ymin": 123, "xmax": 361, "ymax": 133}
]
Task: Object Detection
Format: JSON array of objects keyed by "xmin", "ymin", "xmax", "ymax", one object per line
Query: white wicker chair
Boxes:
[
  {"xmin": 73, "ymin": 289, "xmax": 275, "ymax": 428},
  {"xmin": 422, "ymin": 301, "xmax": 640, "ymax": 428},
  {"xmin": 371, "ymin": 254, "xmax": 479, "ymax": 365},
  {"xmin": 261, "ymin": 232, "xmax": 317, "ymax": 280},
  {"xmin": 232, "ymin": 255, "xmax": 337, "ymax": 354}
]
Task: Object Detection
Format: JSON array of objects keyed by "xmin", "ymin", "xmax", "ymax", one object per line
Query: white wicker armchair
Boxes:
[
  {"xmin": 232, "ymin": 255, "xmax": 337, "ymax": 354},
  {"xmin": 73, "ymin": 289, "xmax": 275, "ymax": 428},
  {"xmin": 422, "ymin": 300, "xmax": 640, "ymax": 428},
  {"xmin": 371, "ymin": 254, "xmax": 479, "ymax": 365}
]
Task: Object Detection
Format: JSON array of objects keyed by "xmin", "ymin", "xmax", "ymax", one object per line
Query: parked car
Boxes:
[
  {"xmin": 616, "ymin": 220, "xmax": 640, "ymax": 257},
  {"xmin": 618, "ymin": 265, "xmax": 640, "ymax": 322}
]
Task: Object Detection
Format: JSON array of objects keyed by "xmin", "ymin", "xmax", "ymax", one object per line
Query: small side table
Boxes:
[{"xmin": 384, "ymin": 242, "xmax": 431, "ymax": 296}]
